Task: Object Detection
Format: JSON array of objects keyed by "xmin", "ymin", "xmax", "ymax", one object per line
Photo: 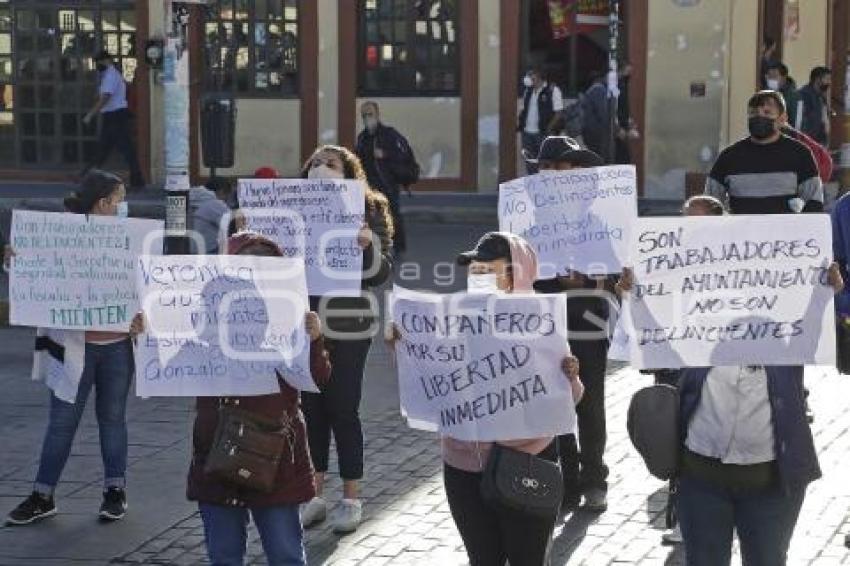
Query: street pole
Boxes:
[
  {"xmin": 162, "ymin": 0, "xmax": 191, "ymax": 255},
  {"xmin": 606, "ymin": 0, "xmax": 620, "ymax": 164}
]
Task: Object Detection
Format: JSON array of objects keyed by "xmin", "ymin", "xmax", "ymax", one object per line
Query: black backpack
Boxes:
[
  {"xmin": 626, "ymin": 384, "xmax": 680, "ymax": 481},
  {"xmin": 388, "ymin": 134, "xmax": 421, "ymax": 187}
]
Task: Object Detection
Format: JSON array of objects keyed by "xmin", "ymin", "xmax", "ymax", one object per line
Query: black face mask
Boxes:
[{"xmin": 748, "ymin": 115, "xmax": 777, "ymax": 140}]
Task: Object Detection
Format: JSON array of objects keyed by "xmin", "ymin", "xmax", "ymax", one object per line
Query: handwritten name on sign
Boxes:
[
  {"xmin": 237, "ymin": 179, "xmax": 366, "ymax": 297},
  {"xmin": 9, "ymin": 210, "xmax": 163, "ymax": 331},
  {"xmin": 390, "ymin": 287, "xmax": 576, "ymax": 441},
  {"xmin": 499, "ymin": 165, "xmax": 637, "ymax": 278},
  {"xmin": 624, "ymin": 215, "xmax": 836, "ymax": 368},
  {"xmin": 135, "ymin": 255, "xmax": 317, "ymax": 397}
]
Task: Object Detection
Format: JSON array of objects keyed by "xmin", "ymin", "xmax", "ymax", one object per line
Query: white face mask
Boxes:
[
  {"xmin": 308, "ymin": 164, "xmax": 345, "ymax": 180},
  {"xmin": 115, "ymin": 201, "xmax": 128, "ymax": 218},
  {"xmin": 523, "ymin": 75, "xmax": 534, "ymax": 88},
  {"xmin": 766, "ymin": 78, "xmax": 780, "ymax": 90},
  {"xmin": 467, "ymin": 273, "xmax": 500, "ymax": 293}
]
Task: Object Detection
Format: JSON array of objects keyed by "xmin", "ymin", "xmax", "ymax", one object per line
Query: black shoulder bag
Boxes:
[{"xmin": 480, "ymin": 443, "xmax": 563, "ymax": 519}]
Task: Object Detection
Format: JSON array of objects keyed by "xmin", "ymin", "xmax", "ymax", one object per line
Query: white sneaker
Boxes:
[
  {"xmin": 661, "ymin": 524, "xmax": 683, "ymax": 545},
  {"xmin": 332, "ymin": 499, "xmax": 362, "ymax": 534},
  {"xmin": 300, "ymin": 497, "xmax": 327, "ymax": 528}
]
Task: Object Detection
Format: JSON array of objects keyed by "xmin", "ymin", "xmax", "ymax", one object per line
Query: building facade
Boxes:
[{"xmin": 0, "ymin": 0, "xmax": 846, "ymax": 197}]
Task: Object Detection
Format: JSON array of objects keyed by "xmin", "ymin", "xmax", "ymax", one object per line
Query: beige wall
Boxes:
[
  {"xmin": 317, "ymin": 0, "xmax": 339, "ymax": 146},
  {"xmin": 724, "ymin": 0, "xmax": 759, "ymax": 145},
  {"xmin": 783, "ymin": 0, "xmax": 830, "ymax": 86},
  {"xmin": 356, "ymin": 98, "xmax": 462, "ymax": 179},
  {"xmin": 644, "ymin": 0, "xmax": 737, "ymax": 198},
  {"xmin": 478, "ymin": 6, "xmax": 501, "ymax": 191}
]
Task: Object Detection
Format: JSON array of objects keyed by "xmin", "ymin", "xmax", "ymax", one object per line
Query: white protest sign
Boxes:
[
  {"xmin": 9, "ymin": 210, "xmax": 163, "ymax": 331},
  {"xmin": 499, "ymin": 165, "xmax": 637, "ymax": 278},
  {"xmin": 625, "ymin": 215, "xmax": 836, "ymax": 368},
  {"xmin": 238, "ymin": 179, "xmax": 366, "ymax": 296},
  {"xmin": 390, "ymin": 287, "xmax": 575, "ymax": 441},
  {"xmin": 135, "ymin": 255, "xmax": 317, "ymax": 397}
]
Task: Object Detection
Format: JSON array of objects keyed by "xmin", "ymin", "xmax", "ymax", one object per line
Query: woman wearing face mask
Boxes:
[
  {"xmin": 181, "ymin": 232, "xmax": 332, "ymax": 566},
  {"xmin": 4, "ymin": 170, "xmax": 136, "ymax": 526},
  {"xmin": 298, "ymin": 145, "xmax": 394, "ymax": 534},
  {"xmin": 389, "ymin": 231, "xmax": 583, "ymax": 566}
]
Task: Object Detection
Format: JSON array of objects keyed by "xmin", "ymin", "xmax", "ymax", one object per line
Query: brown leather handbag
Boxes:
[{"xmin": 204, "ymin": 405, "xmax": 294, "ymax": 493}]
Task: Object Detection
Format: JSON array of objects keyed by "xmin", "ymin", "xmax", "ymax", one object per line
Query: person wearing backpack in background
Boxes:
[
  {"xmin": 356, "ymin": 101, "xmax": 419, "ymax": 256},
  {"xmin": 517, "ymin": 66, "xmax": 565, "ymax": 174}
]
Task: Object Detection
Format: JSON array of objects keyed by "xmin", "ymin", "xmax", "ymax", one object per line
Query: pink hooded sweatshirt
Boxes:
[{"xmin": 441, "ymin": 232, "xmax": 559, "ymax": 473}]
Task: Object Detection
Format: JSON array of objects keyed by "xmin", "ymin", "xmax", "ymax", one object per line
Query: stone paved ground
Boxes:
[{"xmin": 113, "ymin": 364, "xmax": 850, "ymax": 566}]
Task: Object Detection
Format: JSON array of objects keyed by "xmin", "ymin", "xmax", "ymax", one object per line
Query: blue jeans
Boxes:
[
  {"xmin": 678, "ymin": 475, "xmax": 806, "ymax": 566},
  {"xmin": 199, "ymin": 503, "xmax": 306, "ymax": 566},
  {"xmin": 34, "ymin": 340, "xmax": 134, "ymax": 493}
]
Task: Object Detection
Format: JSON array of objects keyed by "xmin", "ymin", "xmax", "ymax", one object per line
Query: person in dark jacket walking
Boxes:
[
  {"xmin": 797, "ymin": 66, "xmax": 832, "ymax": 147},
  {"xmin": 581, "ymin": 72, "xmax": 613, "ymax": 163},
  {"xmin": 355, "ymin": 102, "xmax": 417, "ymax": 255},
  {"xmin": 299, "ymin": 145, "xmax": 394, "ymax": 534},
  {"xmin": 183, "ymin": 232, "xmax": 333, "ymax": 566},
  {"xmin": 517, "ymin": 67, "xmax": 564, "ymax": 174}
]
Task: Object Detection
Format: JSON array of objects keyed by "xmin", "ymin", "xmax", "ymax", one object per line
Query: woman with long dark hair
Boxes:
[{"xmin": 298, "ymin": 145, "xmax": 394, "ymax": 534}]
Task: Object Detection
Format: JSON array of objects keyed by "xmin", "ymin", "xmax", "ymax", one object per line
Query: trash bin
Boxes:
[{"xmin": 200, "ymin": 94, "xmax": 236, "ymax": 169}]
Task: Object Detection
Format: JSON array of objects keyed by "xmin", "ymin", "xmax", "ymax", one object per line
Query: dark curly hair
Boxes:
[{"xmin": 301, "ymin": 144, "xmax": 394, "ymax": 238}]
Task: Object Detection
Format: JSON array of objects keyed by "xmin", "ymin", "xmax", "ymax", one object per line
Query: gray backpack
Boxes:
[{"xmin": 626, "ymin": 384, "xmax": 680, "ymax": 480}]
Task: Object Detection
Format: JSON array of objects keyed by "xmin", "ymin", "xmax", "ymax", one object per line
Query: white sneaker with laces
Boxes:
[
  {"xmin": 332, "ymin": 499, "xmax": 362, "ymax": 534},
  {"xmin": 661, "ymin": 524, "xmax": 683, "ymax": 545},
  {"xmin": 300, "ymin": 497, "xmax": 327, "ymax": 528}
]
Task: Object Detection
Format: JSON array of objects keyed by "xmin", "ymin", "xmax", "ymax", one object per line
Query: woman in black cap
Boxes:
[{"xmin": 393, "ymin": 231, "xmax": 584, "ymax": 565}]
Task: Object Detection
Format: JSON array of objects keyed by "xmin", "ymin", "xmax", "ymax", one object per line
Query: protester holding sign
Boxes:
[
  {"xmin": 530, "ymin": 136, "xmax": 619, "ymax": 513},
  {"xmin": 5, "ymin": 170, "xmax": 137, "ymax": 526},
  {"xmin": 298, "ymin": 145, "xmax": 394, "ymax": 534},
  {"xmin": 389, "ymin": 231, "xmax": 583, "ymax": 566},
  {"xmin": 618, "ymin": 239, "xmax": 842, "ymax": 566},
  {"xmin": 178, "ymin": 232, "xmax": 332, "ymax": 566}
]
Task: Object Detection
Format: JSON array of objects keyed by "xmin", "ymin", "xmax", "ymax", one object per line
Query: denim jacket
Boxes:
[{"xmin": 679, "ymin": 366, "xmax": 821, "ymax": 492}]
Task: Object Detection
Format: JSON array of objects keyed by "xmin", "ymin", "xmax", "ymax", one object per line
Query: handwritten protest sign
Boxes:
[
  {"xmin": 499, "ymin": 165, "xmax": 637, "ymax": 278},
  {"xmin": 9, "ymin": 210, "xmax": 163, "ymax": 331},
  {"xmin": 238, "ymin": 179, "xmax": 366, "ymax": 296},
  {"xmin": 625, "ymin": 215, "xmax": 836, "ymax": 368},
  {"xmin": 390, "ymin": 287, "xmax": 575, "ymax": 441},
  {"xmin": 135, "ymin": 255, "xmax": 317, "ymax": 397}
]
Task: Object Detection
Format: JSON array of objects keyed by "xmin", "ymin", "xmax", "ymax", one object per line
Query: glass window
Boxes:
[
  {"xmin": 203, "ymin": 0, "xmax": 299, "ymax": 97},
  {"xmin": 358, "ymin": 0, "xmax": 459, "ymax": 96}
]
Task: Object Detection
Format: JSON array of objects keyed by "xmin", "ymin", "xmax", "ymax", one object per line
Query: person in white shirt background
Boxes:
[
  {"xmin": 81, "ymin": 50, "xmax": 145, "ymax": 191},
  {"xmin": 517, "ymin": 66, "xmax": 564, "ymax": 175}
]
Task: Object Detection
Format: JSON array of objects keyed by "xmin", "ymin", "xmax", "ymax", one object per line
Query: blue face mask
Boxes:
[{"xmin": 116, "ymin": 201, "xmax": 128, "ymax": 218}]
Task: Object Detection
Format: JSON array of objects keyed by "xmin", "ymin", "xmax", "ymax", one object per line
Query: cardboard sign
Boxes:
[
  {"xmin": 625, "ymin": 215, "xmax": 836, "ymax": 368},
  {"xmin": 9, "ymin": 210, "xmax": 163, "ymax": 331},
  {"xmin": 135, "ymin": 254, "xmax": 317, "ymax": 397},
  {"xmin": 238, "ymin": 178, "xmax": 366, "ymax": 296},
  {"xmin": 390, "ymin": 287, "xmax": 576, "ymax": 441},
  {"xmin": 499, "ymin": 165, "xmax": 637, "ymax": 278}
]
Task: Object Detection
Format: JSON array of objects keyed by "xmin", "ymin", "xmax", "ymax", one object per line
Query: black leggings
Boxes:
[
  {"xmin": 302, "ymin": 337, "xmax": 371, "ymax": 480},
  {"xmin": 443, "ymin": 445, "xmax": 558, "ymax": 566}
]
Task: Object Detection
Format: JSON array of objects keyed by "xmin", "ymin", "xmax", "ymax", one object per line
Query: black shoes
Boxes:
[
  {"xmin": 6, "ymin": 491, "xmax": 57, "ymax": 526},
  {"xmin": 98, "ymin": 487, "xmax": 127, "ymax": 521}
]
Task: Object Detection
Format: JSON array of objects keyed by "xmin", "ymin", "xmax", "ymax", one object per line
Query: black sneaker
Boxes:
[
  {"xmin": 6, "ymin": 492, "xmax": 57, "ymax": 526},
  {"xmin": 98, "ymin": 487, "xmax": 127, "ymax": 521}
]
